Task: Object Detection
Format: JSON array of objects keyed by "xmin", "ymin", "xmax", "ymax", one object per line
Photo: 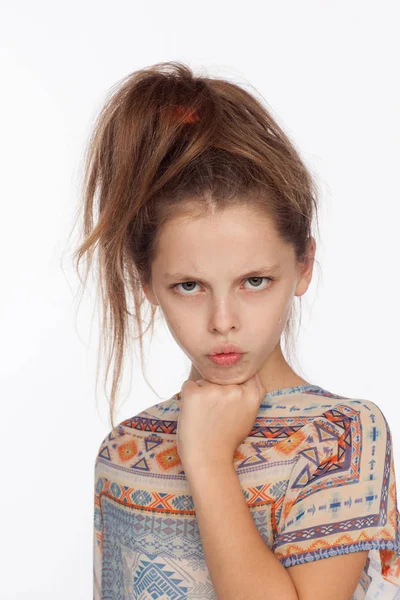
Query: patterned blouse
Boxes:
[{"xmin": 93, "ymin": 384, "xmax": 400, "ymax": 599}]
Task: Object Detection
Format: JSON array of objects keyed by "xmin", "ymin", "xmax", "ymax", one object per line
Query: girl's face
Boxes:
[{"xmin": 143, "ymin": 205, "xmax": 315, "ymax": 386}]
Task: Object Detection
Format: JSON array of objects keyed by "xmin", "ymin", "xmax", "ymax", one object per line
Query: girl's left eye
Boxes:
[
  {"xmin": 243, "ymin": 277, "xmax": 273, "ymax": 290},
  {"xmin": 171, "ymin": 277, "xmax": 274, "ymax": 296}
]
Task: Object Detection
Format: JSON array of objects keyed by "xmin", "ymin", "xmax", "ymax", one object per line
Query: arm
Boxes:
[
  {"xmin": 93, "ymin": 467, "xmax": 104, "ymax": 600},
  {"xmin": 185, "ymin": 460, "xmax": 299, "ymax": 600}
]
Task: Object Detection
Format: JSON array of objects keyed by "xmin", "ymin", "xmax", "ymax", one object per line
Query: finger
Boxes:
[{"xmin": 181, "ymin": 379, "xmax": 198, "ymax": 394}]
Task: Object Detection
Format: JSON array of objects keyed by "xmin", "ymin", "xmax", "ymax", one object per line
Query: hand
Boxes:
[{"xmin": 176, "ymin": 371, "xmax": 266, "ymax": 470}]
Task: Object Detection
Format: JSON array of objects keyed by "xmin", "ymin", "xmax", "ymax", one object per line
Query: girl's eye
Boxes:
[
  {"xmin": 172, "ymin": 277, "xmax": 274, "ymax": 296},
  {"xmin": 243, "ymin": 277, "xmax": 272, "ymax": 290}
]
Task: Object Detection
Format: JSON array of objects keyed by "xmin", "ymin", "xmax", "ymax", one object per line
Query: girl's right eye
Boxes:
[{"xmin": 171, "ymin": 281, "xmax": 200, "ymax": 295}]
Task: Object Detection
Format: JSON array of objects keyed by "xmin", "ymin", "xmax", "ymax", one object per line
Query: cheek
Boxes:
[
  {"xmin": 246, "ymin": 311, "xmax": 282, "ymax": 337},
  {"xmin": 160, "ymin": 315, "xmax": 194, "ymax": 358},
  {"xmin": 161, "ymin": 307, "xmax": 195, "ymax": 343},
  {"xmin": 252, "ymin": 290, "xmax": 292, "ymax": 323}
]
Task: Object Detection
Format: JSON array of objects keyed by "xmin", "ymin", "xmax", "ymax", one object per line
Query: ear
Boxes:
[{"xmin": 294, "ymin": 236, "xmax": 316, "ymax": 297}]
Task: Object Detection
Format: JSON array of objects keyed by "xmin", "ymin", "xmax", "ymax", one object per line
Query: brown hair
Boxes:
[{"xmin": 68, "ymin": 61, "xmax": 321, "ymax": 435}]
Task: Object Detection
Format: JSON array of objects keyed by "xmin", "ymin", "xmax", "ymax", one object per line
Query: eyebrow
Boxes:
[{"xmin": 164, "ymin": 264, "xmax": 281, "ymax": 282}]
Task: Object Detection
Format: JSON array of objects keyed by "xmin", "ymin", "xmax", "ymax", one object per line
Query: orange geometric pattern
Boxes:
[{"xmin": 93, "ymin": 385, "xmax": 400, "ymax": 599}]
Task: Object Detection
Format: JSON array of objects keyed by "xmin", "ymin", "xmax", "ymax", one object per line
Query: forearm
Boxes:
[{"xmin": 184, "ymin": 461, "xmax": 298, "ymax": 600}]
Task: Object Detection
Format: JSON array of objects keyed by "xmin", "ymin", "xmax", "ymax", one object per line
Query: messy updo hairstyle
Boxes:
[{"xmin": 70, "ymin": 61, "xmax": 321, "ymax": 435}]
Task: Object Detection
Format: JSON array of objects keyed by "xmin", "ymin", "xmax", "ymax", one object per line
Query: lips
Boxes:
[
  {"xmin": 208, "ymin": 353, "xmax": 243, "ymax": 366},
  {"xmin": 209, "ymin": 343, "xmax": 243, "ymax": 356}
]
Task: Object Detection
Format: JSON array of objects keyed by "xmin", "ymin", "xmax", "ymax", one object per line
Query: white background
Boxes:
[{"xmin": 1, "ymin": 1, "xmax": 399, "ymax": 598}]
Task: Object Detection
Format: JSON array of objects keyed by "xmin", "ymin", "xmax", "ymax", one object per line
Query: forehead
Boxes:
[{"xmin": 152, "ymin": 206, "xmax": 295, "ymax": 273}]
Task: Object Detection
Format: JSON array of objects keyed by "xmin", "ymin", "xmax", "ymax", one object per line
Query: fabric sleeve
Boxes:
[
  {"xmin": 93, "ymin": 435, "xmax": 107, "ymax": 600},
  {"xmin": 272, "ymin": 399, "xmax": 400, "ymax": 587}
]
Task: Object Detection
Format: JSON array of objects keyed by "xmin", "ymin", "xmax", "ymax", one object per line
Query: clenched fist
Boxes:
[{"xmin": 176, "ymin": 371, "xmax": 266, "ymax": 470}]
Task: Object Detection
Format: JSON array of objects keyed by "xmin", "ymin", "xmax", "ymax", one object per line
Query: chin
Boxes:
[{"xmin": 205, "ymin": 368, "xmax": 250, "ymax": 385}]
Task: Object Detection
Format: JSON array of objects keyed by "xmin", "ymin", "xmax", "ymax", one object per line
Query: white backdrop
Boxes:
[{"xmin": 1, "ymin": 1, "xmax": 399, "ymax": 598}]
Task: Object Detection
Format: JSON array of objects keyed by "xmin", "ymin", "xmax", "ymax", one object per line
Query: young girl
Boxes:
[{"xmin": 73, "ymin": 61, "xmax": 400, "ymax": 599}]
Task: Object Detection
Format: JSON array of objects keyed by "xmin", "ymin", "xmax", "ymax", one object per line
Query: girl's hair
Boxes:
[{"xmin": 69, "ymin": 61, "xmax": 321, "ymax": 435}]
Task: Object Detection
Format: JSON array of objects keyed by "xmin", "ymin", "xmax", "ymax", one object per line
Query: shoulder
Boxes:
[
  {"xmin": 318, "ymin": 394, "xmax": 392, "ymax": 462},
  {"xmin": 334, "ymin": 396, "xmax": 391, "ymax": 437},
  {"xmin": 94, "ymin": 392, "xmax": 181, "ymax": 470},
  {"xmin": 301, "ymin": 388, "xmax": 391, "ymax": 430},
  {"xmin": 276, "ymin": 395, "xmax": 399, "ymax": 597}
]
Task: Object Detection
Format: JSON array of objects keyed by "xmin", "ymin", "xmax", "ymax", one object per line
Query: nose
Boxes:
[{"xmin": 208, "ymin": 297, "xmax": 240, "ymax": 334}]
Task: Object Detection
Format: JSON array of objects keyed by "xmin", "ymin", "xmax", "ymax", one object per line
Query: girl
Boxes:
[{"xmin": 73, "ymin": 61, "xmax": 400, "ymax": 599}]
